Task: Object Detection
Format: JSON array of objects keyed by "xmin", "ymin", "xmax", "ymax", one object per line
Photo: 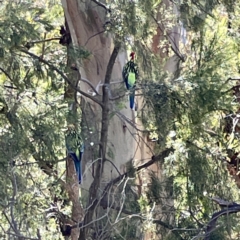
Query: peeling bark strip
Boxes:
[{"xmin": 80, "ymin": 44, "xmax": 121, "ymax": 240}]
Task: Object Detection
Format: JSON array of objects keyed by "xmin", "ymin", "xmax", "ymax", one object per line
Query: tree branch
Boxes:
[
  {"xmin": 29, "ymin": 37, "xmax": 61, "ymax": 44},
  {"xmin": 204, "ymin": 200, "xmax": 240, "ymax": 240},
  {"xmin": 80, "ymin": 77, "xmax": 101, "ymax": 96},
  {"xmin": 84, "ymin": 30, "xmax": 106, "ymax": 46},
  {"xmin": 100, "ymin": 148, "xmax": 174, "ymax": 215},
  {"xmin": 19, "ymin": 48, "xmax": 104, "ymax": 107},
  {"xmin": 91, "ymin": 0, "xmax": 110, "ymax": 12},
  {"xmin": 23, "ymin": 147, "xmax": 173, "ymax": 238},
  {"xmin": 103, "ymin": 147, "xmax": 172, "ymax": 189},
  {"xmin": 0, "ymin": 67, "xmax": 14, "ymax": 82},
  {"xmin": 150, "ymin": 12, "xmax": 185, "ymax": 62},
  {"xmin": 84, "ymin": 148, "xmax": 173, "ymax": 222}
]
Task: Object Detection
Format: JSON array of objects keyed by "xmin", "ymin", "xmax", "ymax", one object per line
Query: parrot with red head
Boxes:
[{"xmin": 122, "ymin": 52, "xmax": 139, "ymax": 110}]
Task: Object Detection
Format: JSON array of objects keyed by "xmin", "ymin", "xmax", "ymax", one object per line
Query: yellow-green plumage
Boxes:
[
  {"xmin": 65, "ymin": 126, "xmax": 84, "ymax": 184},
  {"xmin": 122, "ymin": 59, "xmax": 139, "ymax": 109}
]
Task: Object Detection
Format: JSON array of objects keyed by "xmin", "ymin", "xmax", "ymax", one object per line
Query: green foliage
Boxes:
[
  {"xmin": 111, "ymin": 219, "xmax": 141, "ymax": 240},
  {"xmin": 178, "ymin": 0, "xmax": 240, "ymax": 31},
  {"xmin": 68, "ymin": 46, "xmax": 91, "ymax": 61},
  {"xmin": 143, "ymin": 81, "xmax": 175, "ymax": 145},
  {"xmin": 136, "ymin": 2, "xmax": 240, "ymax": 239},
  {"xmin": 0, "ymin": 0, "xmax": 68, "ymax": 238},
  {"xmin": 1, "ymin": 0, "xmax": 240, "ymax": 239},
  {"xmin": 126, "ymin": 159, "xmax": 135, "ymax": 177},
  {"xmin": 146, "ymin": 172, "xmax": 163, "ymax": 204},
  {"xmin": 99, "ymin": 0, "xmax": 240, "ymax": 238},
  {"xmin": 209, "ymin": 229, "xmax": 226, "ymax": 240}
]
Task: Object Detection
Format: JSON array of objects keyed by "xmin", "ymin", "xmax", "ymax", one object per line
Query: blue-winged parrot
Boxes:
[
  {"xmin": 122, "ymin": 52, "xmax": 139, "ymax": 110},
  {"xmin": 65, "ymin": 125, "xmax": 84, "ymax": 184}
]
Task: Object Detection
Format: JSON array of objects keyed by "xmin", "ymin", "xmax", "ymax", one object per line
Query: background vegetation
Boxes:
[{"xmin": 0, "ymin": 0, "xmax": 240, "ymax": 239}]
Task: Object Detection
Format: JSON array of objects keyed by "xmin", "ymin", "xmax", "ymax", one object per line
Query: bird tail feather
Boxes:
[
  {"xmin": 129, "ymin": 93, "xmax": 135, "ymax": 110},
  {"xmin": 69, "ymin": 152, "xmax": 82, "ymax": 184}
]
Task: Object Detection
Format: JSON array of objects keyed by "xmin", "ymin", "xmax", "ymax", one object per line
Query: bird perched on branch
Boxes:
[
  {"xmin": 65, "ymin": 125, "xmax": 84, "ymax": 184},
  {"xmin": 122, "ymin": 52, "xmax": 139, "ymax": 110}
]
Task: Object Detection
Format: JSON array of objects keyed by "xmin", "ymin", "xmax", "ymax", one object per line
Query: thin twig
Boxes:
[
  {"xmin": 19, "ymin": 48, "xmax": 104, "ymax": 107},
  {"xmin": 0, "ymin": 67, "xmax": 14, "ymax": 82},
  {"xmin": 80, "ymin": 77, "xmax": 101, "ymax": 96},
  {"xmin": 84, "ymin": 30, "xmax": 106, "ymax": 46},
  {"xmin": 29, "ymin": 37, "xmax": 61, "ymax": 44},
  {"xmin": 91, "ymin": 0, "xmax": 110, "ymax": 12}
]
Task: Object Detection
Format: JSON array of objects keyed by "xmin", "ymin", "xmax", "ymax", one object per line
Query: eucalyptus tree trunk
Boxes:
[{"xmin": 63, "ymin": 20, "xmax": 84, "ymax": 240}]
